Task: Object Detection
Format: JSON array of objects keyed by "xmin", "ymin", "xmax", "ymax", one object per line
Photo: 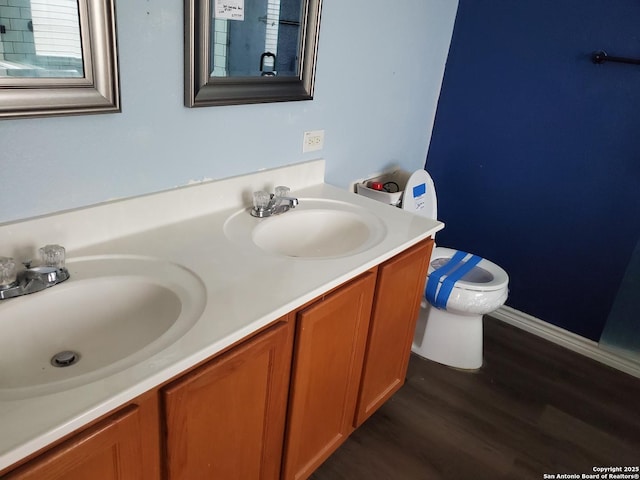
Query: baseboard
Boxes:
[{"xmin": 491, "ymin": 306, "xmax": 640, "ymax": 379}]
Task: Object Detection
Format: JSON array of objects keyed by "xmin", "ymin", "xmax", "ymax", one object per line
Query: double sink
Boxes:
[
  {"xmin": 0, "ymin": 162, "xmax": 443, "ymax": 471},
  {"xmin": 0, "ymin": 199, "xmax": 386, "ymax": 400}
]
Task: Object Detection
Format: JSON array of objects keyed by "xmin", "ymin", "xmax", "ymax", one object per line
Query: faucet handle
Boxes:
[
  {"xmin": 39, "ymin": 244, "xmax": 66, "ymax": 269},
  {"xmin": 0, "ymin": 257, "xmax": 17, "ymax": 287},
  {"xmin": 274, "ymin": 186, "xmax": 290, "ymax": 197},
  {"xmin": 273, "ymin": 186, "xmax": 290, "ymax": 207},
  {"xmin": 253, "ymin": 191, "xmax": 271, "ymax": 211}
]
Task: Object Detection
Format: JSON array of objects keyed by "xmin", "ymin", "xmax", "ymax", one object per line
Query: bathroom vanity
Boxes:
[{"xmin": 0, "ymin": 160, "xmax": 443, "ymax": 479}]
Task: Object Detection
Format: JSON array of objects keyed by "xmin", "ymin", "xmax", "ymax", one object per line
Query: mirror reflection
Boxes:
[
  {"xmin": 0, "ymin": 0, "xmax": 83, "ymax": 79},
  {"xmin": 0, "ymin": 0, "xmax": 119, "ymax": 120},
  {"xmin": 211, "ymin": 0, "xmax": 302, "ymax": 77},
  {"xmin": 185, "ymin": 0, "xmax": 321, "ymax": 107}
]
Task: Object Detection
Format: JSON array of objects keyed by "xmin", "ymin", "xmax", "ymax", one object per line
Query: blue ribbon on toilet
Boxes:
[
  {"xmin": 425, "ymin": 251, "xmax": 482, "ymax": 309},
  {"xmin": 425, "ymin": 250, "xmax": 466, "ymax": 305}
]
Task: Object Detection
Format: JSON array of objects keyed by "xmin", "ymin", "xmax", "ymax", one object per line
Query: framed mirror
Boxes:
[
  {"xmin": 185, "ymin": 0, "xmax": 322, "ymax": 107},
  {"xmin": 0, "ymin": 0, "xmax": 119, "ymax": 119}
]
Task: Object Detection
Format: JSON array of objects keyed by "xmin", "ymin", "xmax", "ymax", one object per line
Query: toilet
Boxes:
[{"xmin": 402, "ymin": 169, "xmax": 509, "ymax": 369}]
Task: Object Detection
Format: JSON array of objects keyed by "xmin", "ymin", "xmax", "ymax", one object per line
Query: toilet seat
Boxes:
[{"xmin": 428, "ymin": 247, "xmax": 509, "ymax": 293}]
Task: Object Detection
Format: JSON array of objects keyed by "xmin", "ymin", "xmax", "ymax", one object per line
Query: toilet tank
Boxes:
[{"xmin": 402, "ymin": 169, "xmax": 437, "ymax": 220}]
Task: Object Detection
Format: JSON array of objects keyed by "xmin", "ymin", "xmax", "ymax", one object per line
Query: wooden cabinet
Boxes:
[
  {"xmin": 160, "ymin": 318, "xmax": 294, "ymax": 480},
  {"xmin": 2, "ymin": 239, "xmax": 433, "ymax": 480},
  {"xmin": 355, "ymin": 238, "xmax": 433, "ymax": 426},
  {"xmin": 282, "ymin": 271, "xmax": 377, "ymax": 480},
  {"xmin": 2, "ymin": 404, "xmax": 147, "ymax": 480}
]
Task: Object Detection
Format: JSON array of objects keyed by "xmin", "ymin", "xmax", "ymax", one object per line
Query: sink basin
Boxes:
[
  {"xmin": 0, "ymin": 255, "xmax": 206, "ymax": 399},
  {"xmin": 224, "ymin": 199, "xmax": 386, "ymax": 259}
]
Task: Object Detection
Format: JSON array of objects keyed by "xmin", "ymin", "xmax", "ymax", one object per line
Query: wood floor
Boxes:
[{"xmin": 311, "ymin": 316, "xmax": 640, "ymax": 480}]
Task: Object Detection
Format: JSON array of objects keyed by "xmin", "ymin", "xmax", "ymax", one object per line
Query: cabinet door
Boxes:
[
  {"xmin": 3, "ymin": 405, "xmax": 144, "ymax": 480},
  {"xmin": 354, "ymin": 238, "xmax": 433, "ymax": 426},
  {"xmin": 161, "ymin": 319, "xmax": 293, "ymax": 480},
  {"xmin": 282, "ymin": 272, "xmax": 376, "ymax": 480}
]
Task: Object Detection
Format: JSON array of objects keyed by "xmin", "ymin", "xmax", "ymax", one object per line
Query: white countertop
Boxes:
[{"xmin": 0, "ymin": 160, "xmax": 443, "ymax": 470}]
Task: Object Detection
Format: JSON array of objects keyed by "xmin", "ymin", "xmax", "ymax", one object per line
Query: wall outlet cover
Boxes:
[{"xmin": 303, "ymin": 130, "xmax": 324, "ymax": 153}]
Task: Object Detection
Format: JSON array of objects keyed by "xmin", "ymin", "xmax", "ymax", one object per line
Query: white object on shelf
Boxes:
[{"xmin": 355, "ymin": 169, "xmax": 411, "ymax": 206}]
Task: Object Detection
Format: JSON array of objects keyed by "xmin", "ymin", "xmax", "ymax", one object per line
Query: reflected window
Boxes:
[{"xmin": 1, "ymin": 0, "xmax": 83, "ymax": 78}]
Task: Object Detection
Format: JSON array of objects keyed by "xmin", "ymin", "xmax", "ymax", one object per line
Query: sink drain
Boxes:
[{"xmin": 51, "ymin": 351, "xmax": 80, "ymax": 367}]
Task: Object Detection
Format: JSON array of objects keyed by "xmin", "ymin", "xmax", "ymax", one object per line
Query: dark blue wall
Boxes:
[{"xmin": 426, "ymin": 0, "xmax": 640, "ymax": 341}]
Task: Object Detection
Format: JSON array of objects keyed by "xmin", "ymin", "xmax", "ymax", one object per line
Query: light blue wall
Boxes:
[{"xmin": 0, "ymin": 0, "xmax": 459, "ymax": 224}]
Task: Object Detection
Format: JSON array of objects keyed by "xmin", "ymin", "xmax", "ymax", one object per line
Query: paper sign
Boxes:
[{"xmin": 214, "ymin": 0, "xmax": 244, "ymax": 21}]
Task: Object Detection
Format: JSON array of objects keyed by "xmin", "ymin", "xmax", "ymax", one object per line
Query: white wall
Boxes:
[{"xmin": 0, "ymin": 0, "xmax": 458, "ymax": 224}]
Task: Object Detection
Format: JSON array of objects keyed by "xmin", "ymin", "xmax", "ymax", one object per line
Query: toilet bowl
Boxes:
[
  {"xmin": 402, "ymin": 169, "xmax": 509, "ymax": 369},
  {"xmin": 412, "ymin": 247, "xmax": 509, "ymax": 369}
]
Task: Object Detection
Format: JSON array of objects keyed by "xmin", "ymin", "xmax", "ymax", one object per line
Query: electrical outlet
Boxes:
[{"xmin": 303, "ymin": 130, "xmax": 324, "ymax": 153}]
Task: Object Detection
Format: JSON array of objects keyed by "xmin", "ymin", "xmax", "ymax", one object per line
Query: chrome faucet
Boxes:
[
  {"xmin": 251, "ymin": 186, "xmax": 299, "ymax": 218},
  {"xmin": 0, "ymin": 244, "xmax": 70, "ymax": 300}
]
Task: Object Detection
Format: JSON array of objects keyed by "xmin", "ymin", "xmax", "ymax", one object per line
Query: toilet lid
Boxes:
[
  {"xmin": 401, "ymin": 169, "xmax": 437, "ymax": 219},
  {"xmin": 428, "ymin": 247, "xmax": 509, "ymax": 292}
]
